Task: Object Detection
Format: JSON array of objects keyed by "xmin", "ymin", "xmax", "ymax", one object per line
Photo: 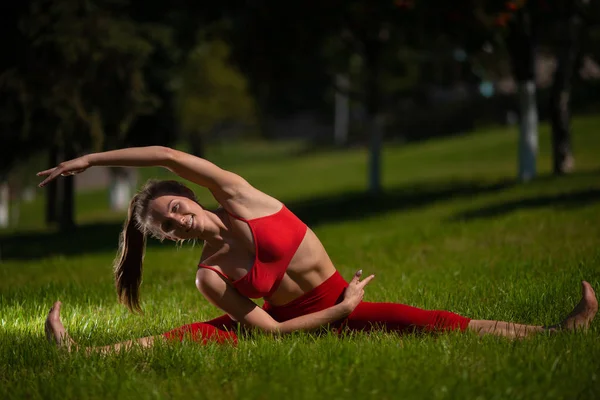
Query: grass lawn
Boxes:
[{"xmin": 1, "ymin": 116, "xmax": 600, "ymax": 399}]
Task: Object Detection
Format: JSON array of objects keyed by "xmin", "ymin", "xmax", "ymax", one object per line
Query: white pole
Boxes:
[
  {"xmin": 0, "ymin": 182, "xmax": 9, "ymax": 228},
  {"xmin": 109, "ymin": 168, "xmax": 132, "ymax": 211},
  {"xmin": 518, "ymin": 80, "xmax": 538, "ymax": 181}
]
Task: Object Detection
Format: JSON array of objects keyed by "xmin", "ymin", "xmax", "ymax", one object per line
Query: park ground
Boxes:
[{"xmin": 1, "ymin": 116, "xmax": 600, "ymax": 399}]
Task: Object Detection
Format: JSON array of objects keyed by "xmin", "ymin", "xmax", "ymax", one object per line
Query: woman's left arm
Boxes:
[{"xmin": 197, "ymin": 268, "xmax": 375, "ymax": 335}]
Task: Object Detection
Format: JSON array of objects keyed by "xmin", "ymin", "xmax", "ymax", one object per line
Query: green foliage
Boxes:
[
  {"xmin": 21, "ymin": 0, "xmax": 173, "ymax": 151},
  {"xmin": 175, "ymin": 38, "xmax": 256, "ymax": 140}
]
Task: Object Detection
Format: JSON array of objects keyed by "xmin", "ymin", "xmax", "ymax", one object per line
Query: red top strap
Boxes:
[
  {"xmin": 197, "ymin": 264, "xmax": 233, "ymax": 283},
  {"xmin": 224, "ymin": 208, "xmax": 248, "ymax": 222}
]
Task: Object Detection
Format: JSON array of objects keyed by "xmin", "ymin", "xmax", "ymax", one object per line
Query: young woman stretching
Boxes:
[{"xmin": 40, "ymin": 146, "xmax": 598, "ymax": 353}]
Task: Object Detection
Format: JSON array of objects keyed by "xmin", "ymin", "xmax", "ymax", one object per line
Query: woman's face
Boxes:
[{"xmin": 148, "ymin": 194, "xmax": 204, "ymax": 240}]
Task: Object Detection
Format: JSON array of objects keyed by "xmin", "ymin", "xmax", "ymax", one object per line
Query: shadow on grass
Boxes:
[
  {"xmin": 451, "ymin": 187, "xmax": 600, "ymax": 221},
  {"xmin": 0, "ymin": 179, "xmax": 513, "ymax": 261},
  {"xmin": 0, "ymin": 222, "xmax": 133, "ymax": 262},
  {"xmin": 288, "ymin": 179, "xmax": 513, "ymax": 227}
]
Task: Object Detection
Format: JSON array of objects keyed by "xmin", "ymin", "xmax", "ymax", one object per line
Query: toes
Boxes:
[
  {"xmin": 583, "ymin": 281, "xmax": 596, "ymax": 298},
  {"xmin": 582, "ymin": 281, "xmax": 591, "ymax": 294},
  {"xmin": 582, "ymin": 281, "xmax": 596, "ymax": 295},
  {"xmin": 47, "ymin": 301, "xmax": 63, "ymax": 322},
  {"xmin": 51, "ymin": 301, "xmax": 62, "ymax": 314},
  {"xmin": 48, "ymin": 301, "xmax": 61, "ymax": 312},
  {"xmin": 581, "ymin": 282, "xmax": 598, "ymax": 305}
]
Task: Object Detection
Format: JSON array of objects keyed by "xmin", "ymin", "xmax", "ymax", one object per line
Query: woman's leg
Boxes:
[
  {"xmin": 44, "ymin": 302, "xmax": 238, "ymax": 354},
  {"xmin": 344, "ymin": 301, "xmax": 471, "ymax": 334},
  {"xmin": 344, "ymin": 281, "xmax": 597, "ymax": 339},
  {"xmin": 469, "ymin": 281, "xmax": 598, "ymax": 338},
  {"xmin": 162, "ymin": 314, "xmax": 239, "ymax": 344}
]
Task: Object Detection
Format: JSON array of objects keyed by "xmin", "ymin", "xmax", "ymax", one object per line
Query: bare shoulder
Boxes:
[
  {"xmin": 164, "ymin": 148, "xmax": 283, "ymax": 218},
  {"xmin": 214, "ymin": 182, "xmax": 283, "ymax": 220}
]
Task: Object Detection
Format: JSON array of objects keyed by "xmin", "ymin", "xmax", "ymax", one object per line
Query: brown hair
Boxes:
[{"xmin": 113, "ymin": 179, "xmax": 197, "ymax": 313}]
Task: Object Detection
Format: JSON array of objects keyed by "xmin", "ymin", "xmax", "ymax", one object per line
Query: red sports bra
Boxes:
[{"xmin": 197, "ymin": 205, "xmax": 308, "ymax": 299}]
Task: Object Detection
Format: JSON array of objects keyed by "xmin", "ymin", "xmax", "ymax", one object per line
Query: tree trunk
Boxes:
[
  {"xmin": 334, "ymin": 74, "xmax": 350, "ymax": 146},
  {"xmin": 45, "ymin": 145, "xmax": 59, "ymax": 225},
  {"xmin": 0, "ymin": 181, "xmax": 9, "ymax": 228},
  {"xmin": 550, "ymin": 4, "xmax": 584, "ymax": 174},
  {"xmin": 507, "ymin": 7, "xmax": 538, "ymax": 182},
  {"xmin": 368, "ymin": 114, "xmax": 384, "ymax": 194},
  {"xmin": 189, "ymin": 133, "xmax": 205, "ymax": 159},
  {"xmin": 365, "ymin": 38, "xmax": 382, "ymax": 195},
  {"xmin": 58, "ymin": 146, "xmax": 76, "ymax": 231}
]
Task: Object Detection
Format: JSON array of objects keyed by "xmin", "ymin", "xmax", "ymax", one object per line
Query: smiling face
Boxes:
[{"xmin": 147, "ymin": 194, "xmax": 205, "ymax": 241}]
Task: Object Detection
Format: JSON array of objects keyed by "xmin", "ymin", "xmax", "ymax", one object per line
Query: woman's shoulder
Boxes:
[{"xmin": 217, "ymin": 184, "xmax": 283, "ymax": 220}]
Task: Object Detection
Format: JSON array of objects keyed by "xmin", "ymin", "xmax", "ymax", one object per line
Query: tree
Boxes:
[
  {"xmin": 175, "ymin": 37, "xmax": 256, "ymax": 158},
  {"xmin": 548, "ymin": 0, "xmax": 600, "ymax": 174},
  {"xmin": 506, "ymin": 3, "xmax": 538, "ymax": 181},
  {"xmin": 10, "ymin": 0, "xmax": 176, "ymax": 220},
  {"xmin": 316, "ymin": 3, "xmax": 393, "ymax": 194},
  {"xmin": 228, "ymin": 1, "xmax": 425, "ymax": 194},
  {"xmin": 429, "ymin": 0, "xmax": 600, "ymax": 179},
  {"xmin": 414, "ymin": 0, "xmax": 539, "ymax": 181},
  {"xmin": 0, "ymin": 2, "xmax": 51, "ymax": 227}
]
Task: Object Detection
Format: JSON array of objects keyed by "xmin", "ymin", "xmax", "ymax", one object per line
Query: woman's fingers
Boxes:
[
  {"xmin": 350, "ymin": 269, "xmax": 362, "ymax": 284},
  {"xmin": 37, "ymin": 162, "xmax": 87, "ymax": 187},
  {"xmin": 60, "ymin": 170, "xmax": 81, "ymax": 176},
  {"xmin": 36, "ymin": 168, "xmax": 57, "ymax": 177},
  {"xmin": 37, "ymin": 166, "xmax": 62, "ymax": 187},
  {"xmin": 38, "ymin": 169, "xmax": 63, "ymax": 187},
  {"xmin": 358, "ymin": 274, "xmax": 375, "ymax": 288}
]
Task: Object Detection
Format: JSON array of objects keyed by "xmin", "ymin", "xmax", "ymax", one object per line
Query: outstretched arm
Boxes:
[
  {"xmin": 37, "ymin": 146, "xmax": 246, "ymax": 194},
  {"xmin": 196, "ymin": 269, "xmax": 375, "ymax": 334}
]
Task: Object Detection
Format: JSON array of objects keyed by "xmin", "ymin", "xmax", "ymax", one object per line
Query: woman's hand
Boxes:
[
  {"xmin": 37, "ymin": 156, "xmax": 91, "ymax": 187},
  {"xmin": 341, "ymin": 270, "xmax": 375, "ymax": 315}
]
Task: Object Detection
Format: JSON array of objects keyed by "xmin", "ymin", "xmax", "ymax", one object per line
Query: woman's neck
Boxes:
[{"xmin": 197, "ymin": 208, "xmax": 234, "ymax": 248}]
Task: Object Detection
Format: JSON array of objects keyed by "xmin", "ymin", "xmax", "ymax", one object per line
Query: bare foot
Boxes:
[
  {"xmin": 556, "ymin": 281, "xmax": 598, "ymax": 331},
  {"xmin": 45, "ymin": 301, "xmax": 76, "ymax": 350}
]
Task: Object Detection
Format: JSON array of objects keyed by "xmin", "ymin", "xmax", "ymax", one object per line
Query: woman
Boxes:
[{"xmin": 40, "ymin": 146, "xmax": 598, "ymax": 353}]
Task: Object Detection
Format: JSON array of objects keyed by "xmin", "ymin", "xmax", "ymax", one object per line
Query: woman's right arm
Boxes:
[
  {"xmin": 196, "ymin": 269, "xmax": 375, "ymax": 335},
  {"xmin": 37, "ymin": 146, "xmax": 245, "ymax": 193},
  {"xmin": 37, "ymin": 146, "xmax": 168, "ymax": 187}
]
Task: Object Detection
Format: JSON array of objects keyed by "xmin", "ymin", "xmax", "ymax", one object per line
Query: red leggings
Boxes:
[{"xmin": 163, "ymin": 271, "xmax": 471, "ymax": 344}]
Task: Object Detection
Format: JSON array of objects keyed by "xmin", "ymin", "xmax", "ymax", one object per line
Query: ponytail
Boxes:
[{"xmin": 114, "ymin": 195, "xmax": 146, "ymax": 313}]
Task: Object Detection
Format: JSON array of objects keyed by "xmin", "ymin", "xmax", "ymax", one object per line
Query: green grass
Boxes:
[{"xmin": 2, "ymin": 116, "xmax": 600, "ymax": 399}]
